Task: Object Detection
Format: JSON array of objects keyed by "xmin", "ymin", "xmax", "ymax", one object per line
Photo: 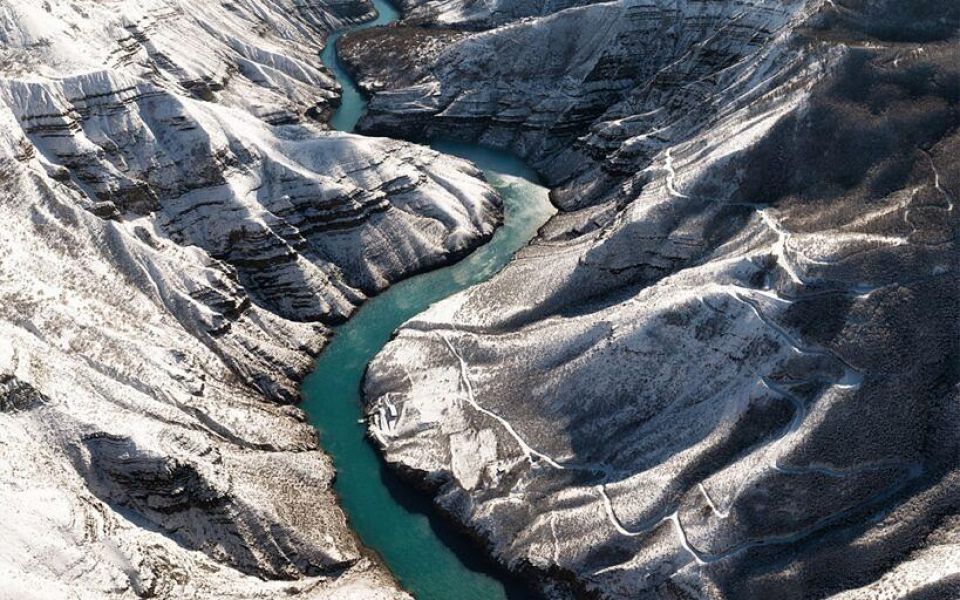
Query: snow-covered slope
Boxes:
[
  {"xmin": 344, "ymin": 0, "xmax": 820, "ymax": 196},
  {"xmin": 394, "ymin": 0, "xmax": 607, "ymax": 29},
  {"xmin": 358, "ymin": 1, "xmax": 960, "ymax": 598},
  {"xmin": 0, "ymin": 0, "xmax": 501, "ymax": 597}
]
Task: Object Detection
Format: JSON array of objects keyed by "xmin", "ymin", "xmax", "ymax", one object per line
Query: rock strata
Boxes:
[{"xmin": 0, "ymin": 0, "xmax": 501, "ymax": 597}]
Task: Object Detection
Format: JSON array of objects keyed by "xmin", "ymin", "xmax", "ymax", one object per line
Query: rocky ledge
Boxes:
[
  {"xmin": 0, "ymin": 0, "xmax": 502, "ymax": 597},
  {"xmin": 359, "ymin": 0, "xmax": 960, "ymax": 598}
]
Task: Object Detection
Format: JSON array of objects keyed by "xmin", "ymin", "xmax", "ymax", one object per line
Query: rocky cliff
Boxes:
[
  {"xmin": 0, "ymin": 0, "xmax": 501, "ymax": 597},
  {"xmin": 358, "ymin": 1, "xmax": 960, "ymax": 598}
]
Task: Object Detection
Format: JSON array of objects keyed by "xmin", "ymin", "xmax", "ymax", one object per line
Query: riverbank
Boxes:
[{"xmin": 302, "ymin": 1, "xmax": 558, "ymax": 598}]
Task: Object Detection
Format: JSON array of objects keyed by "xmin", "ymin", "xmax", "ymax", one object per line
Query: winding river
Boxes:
[{"xmin": 302, "ymin": 2, "xmax": 556, "ymax": 598}]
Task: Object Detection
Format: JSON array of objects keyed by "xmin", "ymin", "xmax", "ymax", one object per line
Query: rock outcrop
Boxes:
[
  {"xmin": 359, "ymin": 1, "xmax": 960, "ymax": 598},
  {"xmin": 0, "ymin": 0, "xmax": 500, "ymax": 597}
]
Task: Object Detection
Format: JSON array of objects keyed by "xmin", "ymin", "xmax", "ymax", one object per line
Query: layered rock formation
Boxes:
[
  {"xmin": 359, "ymin": 1, "xmax": 960, "ymax": 598},
  {"xmin": 394, "ymin": 0, "xmax": 607, "ymax": 29},
  {"xmin": 0, "ymin": 0, "xmax": 500, "ymax": 597}
]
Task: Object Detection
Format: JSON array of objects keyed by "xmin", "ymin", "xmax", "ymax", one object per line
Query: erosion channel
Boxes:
[{"xmin": 302, "ymin": 1, "xmax": 556, "ymax": 598}]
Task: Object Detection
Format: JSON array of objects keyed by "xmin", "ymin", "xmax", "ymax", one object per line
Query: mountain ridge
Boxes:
[{"xmin": 356, "ymin": 1, "xmax": 960, "ymax": 597}]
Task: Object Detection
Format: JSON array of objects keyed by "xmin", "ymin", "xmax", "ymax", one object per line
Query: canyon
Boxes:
[
  {"xmin": 0, "ymin": 0, "xmax": 496, "ymax": 597},
  {"xmin": 0, "ymin": 0, "xmax": 957, "ymax": 599}
]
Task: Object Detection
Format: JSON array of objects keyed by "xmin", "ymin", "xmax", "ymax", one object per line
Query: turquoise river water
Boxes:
[{"xmin": 302, "ymin": 2, "xmax": 556, "ymax": 599}]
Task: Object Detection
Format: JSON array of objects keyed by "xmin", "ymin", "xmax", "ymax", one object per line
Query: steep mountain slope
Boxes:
[
  {"xmin": 357, "ymin": 1, "xmax": 960, "ymax": 598},
  {"xmin": 0, "ymin": 0, "xmax": 500, "ymax": 597},
  {"xmin": 395, "ymin": 0, "xmax": 607, "ymax": 29}
]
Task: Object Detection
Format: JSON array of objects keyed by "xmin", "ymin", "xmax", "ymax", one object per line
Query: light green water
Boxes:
[
  {"xmin": 319, "ymin": 0, "xmax": 400, "ymax": 132},
  {"xmin": 302, "ymin": 2, "xmax": 556, "ymax": 599}
]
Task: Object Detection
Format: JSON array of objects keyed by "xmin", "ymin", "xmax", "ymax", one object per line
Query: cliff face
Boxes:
[
  {"xmin": 0, "ymin": 0, "xmax": 500, "ymax": 597},
  {"xmin": 358, "ymin": 1, "xmax": 960, "ymax": 598},
  {"xmin": 344, "ymin": 0, "xmax": 821, "ymax": 197}
]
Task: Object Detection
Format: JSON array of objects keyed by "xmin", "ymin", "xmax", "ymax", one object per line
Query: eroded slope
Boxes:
[
  {"xmin": 360, "ymin": 1, "xmax": 960, "ymax": 598},
  {"xmin": 0, "ymin": 0, "xmax": 502, "ymax": 596}
]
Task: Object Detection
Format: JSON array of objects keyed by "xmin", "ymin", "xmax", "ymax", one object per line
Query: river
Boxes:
[{"xmin": 301, "ymin": 1, "xmax": 556, "ymax": 598}]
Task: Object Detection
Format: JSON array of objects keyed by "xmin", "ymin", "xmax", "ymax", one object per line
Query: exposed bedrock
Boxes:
[
  {"xmin": 393, "ymin": 0, "xmax": 608, "ymax": 29},
  {"xmin": 0, "ymin": 0, "xmax": 504, "ymax": 597},
  {"xmin": 4, "ymin": 64, "xmax": 500, "ymax": 325},
  {"xmin": 345, "ymin": 0, "xmax": 823, "ymax": 203},
  {"xmin": 361, "ymin": 0, "xmax": 960, "ymax": 598}
]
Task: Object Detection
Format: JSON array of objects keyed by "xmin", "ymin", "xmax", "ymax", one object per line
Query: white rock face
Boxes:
[
  {"xmin": 360, "ymin": 0, "xmax": 960, "ymax": 598},
  {"xmin": 0, "ymin": 0, "xmax": 501, "ymax": 597}
]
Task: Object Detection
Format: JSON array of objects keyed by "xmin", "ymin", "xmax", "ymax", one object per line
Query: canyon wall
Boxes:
[{"xmin": 0, "ymin": 0, "xmax": 501, "ymax": 596}]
